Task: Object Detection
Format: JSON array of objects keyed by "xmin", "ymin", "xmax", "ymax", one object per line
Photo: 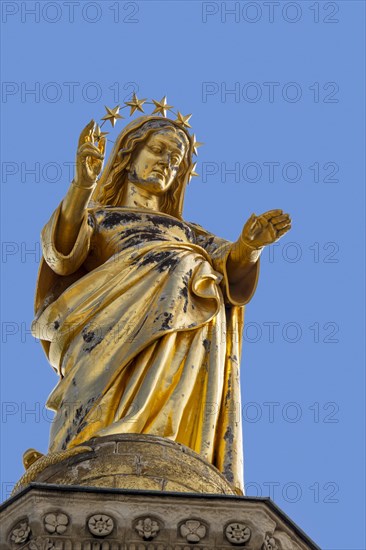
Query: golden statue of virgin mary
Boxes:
[{"xmin": 32, "ymin": 112, "xmax": 291, "ymax": 494}]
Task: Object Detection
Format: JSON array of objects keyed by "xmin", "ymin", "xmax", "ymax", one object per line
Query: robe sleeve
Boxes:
[
  {"xmin": 190, "ymin": 222, "xmax": 260, "ymax": 306},
  {"xmin": 41, "ymin": 202, "xmax": 94, "ymax": 276}
]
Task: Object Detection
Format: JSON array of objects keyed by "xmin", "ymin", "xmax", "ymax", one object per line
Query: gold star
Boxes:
[
  {"xmin": 191, "ymin": 134, "xmax": 204, "ymax": 156},
  {"xmin": 125, "ymin": 93, "xmax": 147, "ymax": 116},
  {"xmin": 175, "ymin": 111, "xmax": 192, "ymax": 129},
  {"xmin": 189, "ymin": 163, "xmax": 199, "ymax": 180},
  {"xmin": 151, "ymin": 96, "xmax": 173, "ymax": 117},
  {"xmin": 93, "ymin": 124, "xmax": 109, "ymax": 142},
  {"xmin": 101, "ymin": 105, "xmax": 123, "ymax": 127}
]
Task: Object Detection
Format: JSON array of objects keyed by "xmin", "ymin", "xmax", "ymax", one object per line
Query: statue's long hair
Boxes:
[{"xmin": 94, "ymin": 118, "xmax": 193, "ymax": 219}]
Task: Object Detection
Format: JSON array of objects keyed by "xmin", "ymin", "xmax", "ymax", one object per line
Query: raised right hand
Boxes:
[{"xmin": 74, "ymin": 120, "xmax": 106, "ymax": 187}]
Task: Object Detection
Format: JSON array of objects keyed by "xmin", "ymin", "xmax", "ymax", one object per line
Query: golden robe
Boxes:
[{"xmin": 32, "ymin": 204, "xmax": 259, "ymax": 492}]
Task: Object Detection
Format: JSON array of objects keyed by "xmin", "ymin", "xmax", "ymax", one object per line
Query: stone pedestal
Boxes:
[
  {"xmin": 12, "ymin": 435, "xmax": 236, "ymax": 496},
  {"xmin": 0, "ymin": 484, "xmax": 320, "ymax": 550},
  {"xmin": 1, "ymin": 435, "xmax": 320, "ymax": 549}
]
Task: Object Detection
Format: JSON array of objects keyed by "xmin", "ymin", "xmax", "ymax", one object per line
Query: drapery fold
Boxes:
[{"xmin": 32, "ymin": 205, "xmax": 259, "ymax": 493}]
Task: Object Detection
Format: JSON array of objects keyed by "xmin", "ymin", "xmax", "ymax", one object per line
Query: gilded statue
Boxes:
[{"xmin": 31, "ymin": 99, "xmax": 291, "ymax": 494}]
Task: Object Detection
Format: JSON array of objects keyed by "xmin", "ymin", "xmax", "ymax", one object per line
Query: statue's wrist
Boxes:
[
  {"xmin": 71, "ymin": 179, "xmax": 96, "ymax": 191},
  {"xmin": 239, "ymin": 236, "xmax": 264, "ymax": 252},
  {"xmin": 230, "ymin": 237, "xmax": 262, "ymax": 265}
]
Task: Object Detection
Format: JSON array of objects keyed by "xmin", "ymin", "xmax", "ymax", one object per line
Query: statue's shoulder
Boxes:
[
  {"xmin": 186, "ymin": 221, "xmax": 230, "ymax": 251},
  {"xmin": 186, "ymin": 221, "xmax": 212, "ymax": 237},
  {"xmin": 186, "ymin": 221, "xmax": 220, "ymax": 248}
]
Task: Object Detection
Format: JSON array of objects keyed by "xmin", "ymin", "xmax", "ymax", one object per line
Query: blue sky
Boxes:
[{"xmin": 1, "ymin": 2, "xmax": 365, "ymax": 549}]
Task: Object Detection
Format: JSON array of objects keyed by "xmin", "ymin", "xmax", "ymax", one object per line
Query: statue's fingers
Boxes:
[
  {"xmin": 276, "ymin": 225, "xmax": 292, "ymax": 237},
  {"xmin": 79, "ymin": 142, "xmax": 103, "ymax": 153},
  {"xmin": 274, "ymin": 220, "xmax": 291, "ymax": 231},
  {"xmin": 272, "ymin": 214, "xmax": 291, "ymax": 225},
  {"xmin": 78, "ymin": 120, "xmax": 95, "ymax": 147},
  {"xmin": 98, "ymin": 136, "xmax": 107, "ymax": 156},
  {"xmin": 261, "ymin": 209, "xmax": 283, "ymax": 220},
  {"xmin": 86, "ymin": 124, "xmax": 97, "ymax": 144},
  {"xmin": 78, "ymin": 143, "xmax": 104, "ymax": 158},
  {"xmin": 243, "ymin": 213, "xmax": 257, "ymax": 232},
  {"xmin": 78, "ymin": 147, "xmax": 104, "ymax": 160}
]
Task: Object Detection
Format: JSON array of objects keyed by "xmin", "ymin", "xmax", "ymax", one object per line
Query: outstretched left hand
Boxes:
[{"xmin": 241, "ymin": 209, "xmax": 291, "ymax": 249}]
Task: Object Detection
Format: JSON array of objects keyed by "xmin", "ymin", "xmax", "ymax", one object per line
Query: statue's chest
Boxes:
[{"xmin": 86, "ymin": 209, "xmax": 196, "ymax": 268}]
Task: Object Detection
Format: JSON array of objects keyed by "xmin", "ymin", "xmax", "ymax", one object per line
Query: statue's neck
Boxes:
[{"xmin": 122, "ymin": 181, "xmax": 161, "ymax": 212}]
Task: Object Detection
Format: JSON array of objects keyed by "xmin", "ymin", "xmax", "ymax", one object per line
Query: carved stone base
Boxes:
[
  {"xmin": 4, "ymin": 435, "xmax": 320, "ymax": 548},
  {"xmin": 0, "ymin": 483, "xmax": 320, "ymax": 550},
  {"xmin": 14, "ymin": 434, "xmax": 237, "ymax": 496}
]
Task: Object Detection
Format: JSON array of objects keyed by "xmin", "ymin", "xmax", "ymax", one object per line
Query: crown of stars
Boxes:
[
  {"xmin": 175, "ymin": 111, "xmax": 192, "ymax": 129},
  {"xmin": 125, "ymin": 92, "xmax": 147, "ymax": 116},
  {"xmin": 191, "ymin": 135, "xmax": 203, "ymax": 156},
  {"xmin": 101, "ymin": 105, "xmax": 123, "ymax": 127},
  {"xmin": 151, "ymin": 95, "xmax": 173, "ymax": 117},
  {"xmin": 95, "ymin": 95, "xmax": 203, "ymax": 178},
  {"xmin": 93, "ymin": 123, "xmax": 109, "ymax": 143}
]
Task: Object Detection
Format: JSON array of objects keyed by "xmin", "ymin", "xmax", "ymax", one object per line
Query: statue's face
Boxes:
[{"xmin": 127, "ymin": 129, "xmax": 186, "ymax": 194}]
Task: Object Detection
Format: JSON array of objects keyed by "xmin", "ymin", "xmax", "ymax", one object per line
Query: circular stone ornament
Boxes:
[
  {"xmin": 43, "ymin": 512, "xmax": 69, "ymax": 534},
  {"xmin": 225, "ymin": 522, "xmax": 251, "ymax": 544},
  {"xmin": 87, "ymin": 514, "xmax": 114, "ymax": 537}
]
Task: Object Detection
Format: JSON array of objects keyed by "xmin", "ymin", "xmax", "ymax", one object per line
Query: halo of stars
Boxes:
[{"xmin": 95, "ymin": 94, "xmax": 203, "ymax": 181}]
